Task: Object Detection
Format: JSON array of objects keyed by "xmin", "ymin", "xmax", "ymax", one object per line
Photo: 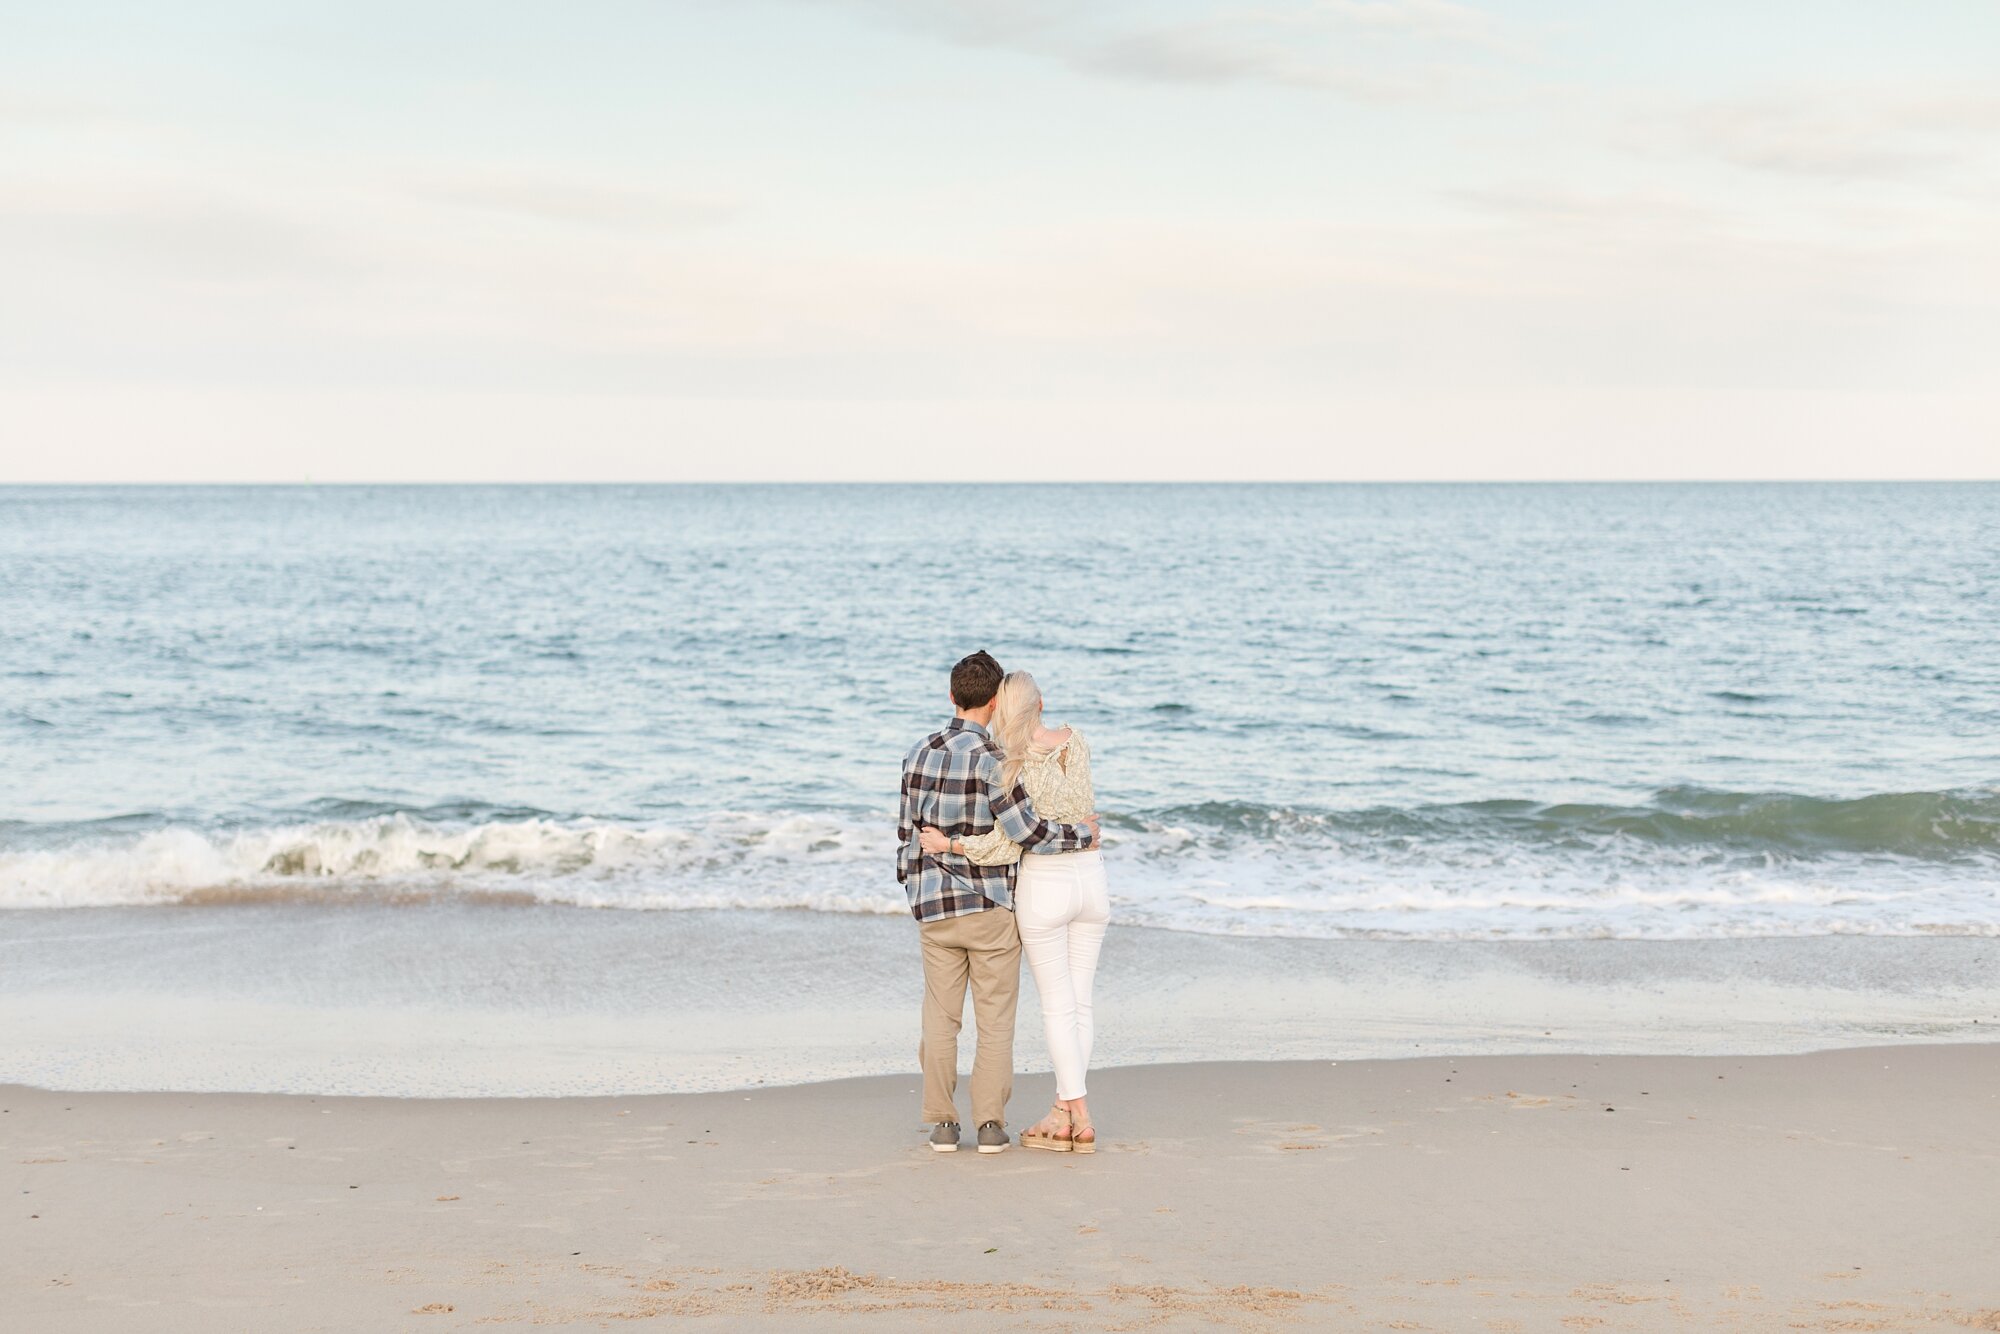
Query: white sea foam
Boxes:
[
  {"xmin": 0, "ymin": 813, "xmax": 902, "ymax": 914},
  {"xmin": 3, "ymin": 811, "xmax": 1998, "ymax": 940}
]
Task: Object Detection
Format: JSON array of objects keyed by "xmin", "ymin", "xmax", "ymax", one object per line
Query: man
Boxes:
[{"xmin": 896, "ymin": 650, "xmax": 1099, "ymax": 1154}]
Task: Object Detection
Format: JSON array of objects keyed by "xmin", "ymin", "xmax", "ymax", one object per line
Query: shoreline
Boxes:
[
  {"xmin": 8, "ymin": 1044, "xmax": 1999, "ymax": 1331},
  {"xmin": 7, "ymin": 1028, "xmax": 2000, "ymax": 1102},
  {"xmin": 4, "ymin": 909, "xmax": 1996, "ymax": 1097}
]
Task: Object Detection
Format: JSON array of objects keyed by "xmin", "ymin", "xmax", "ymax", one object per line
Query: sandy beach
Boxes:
[{"xmin": 8, "ymin": 1043, "xmax": 1998, "ymax": 1332}]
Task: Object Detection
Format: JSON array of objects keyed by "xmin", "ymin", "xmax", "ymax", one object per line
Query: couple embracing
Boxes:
[{"xmin": 895, "ymin": 650, "xmax": 1110, "ymax": 1156}]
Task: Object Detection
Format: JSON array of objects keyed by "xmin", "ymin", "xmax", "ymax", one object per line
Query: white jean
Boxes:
[{"xmin": 1014, "ymin": 848, "xmax": 1110, "ymax": 1101}]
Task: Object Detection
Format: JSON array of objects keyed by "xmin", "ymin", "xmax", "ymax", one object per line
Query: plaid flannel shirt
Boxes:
[{"xmin": 896, "ymin": 717, "xmax": 1097, "ymax": 922}]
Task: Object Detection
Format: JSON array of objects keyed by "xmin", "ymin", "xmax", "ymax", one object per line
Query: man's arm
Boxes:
[
  {"xmin": 895, "ymin": 759, "xmax": 923, "ymax": 885},
  {"xmin": 982, "ymin": 755, "xmax": 1097, "ymax": 855}
]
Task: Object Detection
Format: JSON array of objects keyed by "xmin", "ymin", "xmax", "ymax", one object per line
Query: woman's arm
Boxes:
[
  {"xmin": 918, "ymin": 825, "xmax": 1022, "ymax": 866},
  {"xmin": 983, "ymin": 752, "xmax": 1097, "ymax": 854}
]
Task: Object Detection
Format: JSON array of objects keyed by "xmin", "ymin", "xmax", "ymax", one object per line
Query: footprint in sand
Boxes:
[
  {"xmin": 1493, "ymin": 1091, "xmax": 1581, "ymax": 1110},
  {"xmin": 1233, "ymin": 1119, "xmax": 1382, "ymax": 1153}
]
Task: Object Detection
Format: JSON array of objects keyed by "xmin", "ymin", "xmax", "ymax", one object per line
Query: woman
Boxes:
[{"xmin": 919, "ymin": 670, "xmax": 1107, "ymax": 1153}]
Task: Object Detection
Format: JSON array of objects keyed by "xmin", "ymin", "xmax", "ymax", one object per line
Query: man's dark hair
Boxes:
[{"xmin": 950, "ymin": 650, "xmax": 1004, "ymax": 709}]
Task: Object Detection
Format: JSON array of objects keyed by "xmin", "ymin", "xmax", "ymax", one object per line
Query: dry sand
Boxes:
[{"xmin": 6, "ymin": 1044, "xmax": 1999, "ymax": 1331}]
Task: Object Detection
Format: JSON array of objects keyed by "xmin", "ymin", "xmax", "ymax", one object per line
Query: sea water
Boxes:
[
  {"xmin": 3, "ymin": 483, "xmax": 1997, "ymax": 1092},
  {"xmin": 6, "ymin": 482, "xmax": 1996, "ymax": 938}
]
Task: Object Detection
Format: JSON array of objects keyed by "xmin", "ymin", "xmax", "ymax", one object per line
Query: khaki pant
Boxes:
[{"xmin": 918, "ymin": 906, "xmax": 1021, "ymax": 1127}]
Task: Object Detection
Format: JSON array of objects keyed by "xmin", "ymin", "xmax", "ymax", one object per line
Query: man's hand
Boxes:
[{"xmin": 918, "ymin": 826, "xmax": 952, "ymax": 855}]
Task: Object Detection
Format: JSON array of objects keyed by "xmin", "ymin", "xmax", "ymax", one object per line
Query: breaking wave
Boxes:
[{"xmin": 1, "ymin": 788, "xmax": 1996, "ymax": 939}]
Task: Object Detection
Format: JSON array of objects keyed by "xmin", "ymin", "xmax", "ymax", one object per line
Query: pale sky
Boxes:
[{"xmin": 2, "ymin": 0, "xmax": 1996, "ymax": 481}]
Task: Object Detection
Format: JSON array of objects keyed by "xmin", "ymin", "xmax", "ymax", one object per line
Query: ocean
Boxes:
[{"xmin": 3, "ymin": 483, "xmax": 1997, "ymax": 1094}]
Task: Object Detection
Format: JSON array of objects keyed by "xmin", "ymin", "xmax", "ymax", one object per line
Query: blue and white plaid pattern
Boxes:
[{"xmin": 896, "ymin": 718, "xmax": 1096, "ymax": 922}]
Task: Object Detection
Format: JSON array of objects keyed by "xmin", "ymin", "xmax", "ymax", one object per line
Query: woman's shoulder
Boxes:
[{"xmin": 1029, "ymin": 725, "xmax": 1089, "ymax": 765}]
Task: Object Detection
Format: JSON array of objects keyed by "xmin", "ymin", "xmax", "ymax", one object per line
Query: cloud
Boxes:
[
  {"xmin": 401, "ymin": 173, "xmax": 741, "ymax": 232},
  {"xmin": 6, "ymin": 154, "xmax": 1984, "ymax": 378},
  {"xmin": 1445, "ymin": 184, "xmax": 1726, "ymax": 233},
  {"xmin": 1631, "ymin": 89, "xmax": 2000, "ymax": 182},
  {"xmin": 820, "ymin": 0, "xmax": 1527, "ymax": 100},
  {"xmin": 1316, "ymin": 0, "xmax": 1507, "ymax": 47},
  {"xmin": 0, "ymin": 178, "xmax": 351, "ymax": 283},
  {"xmin": 1684, "ymin": 104, "xmax": 1943, "ymax": 180},
  {"xmin": 1070, "ymin": 17, "xmax": 1427, "ymax": 97},
  {"xmin": 857, "ymin": 0, "xmax": 1070, "ymax": 44},
  {"xmin": 0, "ymin": 91, "xmax": 133, "ymax": 128}
]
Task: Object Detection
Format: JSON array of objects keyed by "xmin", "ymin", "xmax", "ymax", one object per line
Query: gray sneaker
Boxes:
[
  {"xmin": 929, "ymin": 1121, "xmax": 961, "ymax": 1153},
  {"xmin": 976, "ymin": 1121, "xmax": 1010, "ymax": 1154}
]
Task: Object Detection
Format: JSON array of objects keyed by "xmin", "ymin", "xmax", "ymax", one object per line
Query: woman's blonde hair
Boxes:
[{"xmin": 989, "ymin": 670, "xmax": 1043, "ymax": 789}]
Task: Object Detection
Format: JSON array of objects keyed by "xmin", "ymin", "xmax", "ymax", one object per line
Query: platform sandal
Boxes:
[{"xmin": 1020, "ymin": 1104, "xmax": 1074, "ymax": 1152}]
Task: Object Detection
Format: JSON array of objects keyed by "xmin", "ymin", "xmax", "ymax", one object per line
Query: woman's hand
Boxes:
[{"xmin": 918, "ymin": 826, "xmax": 952, "ymax": 855}]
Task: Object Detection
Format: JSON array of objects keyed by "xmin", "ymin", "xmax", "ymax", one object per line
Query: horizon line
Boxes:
[{"xmin": 3, "ymin": 478, "xmax": 1997, "ymax": 488}]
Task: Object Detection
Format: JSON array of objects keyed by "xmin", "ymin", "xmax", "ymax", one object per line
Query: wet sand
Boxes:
[
  {"xmin": 6, "ymin": 1044, "xmax": 2000, "ymax": 1331},
  {"xmin": 6, "ymin": 907, "xmax": 1997, "ymax": 1097}
]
